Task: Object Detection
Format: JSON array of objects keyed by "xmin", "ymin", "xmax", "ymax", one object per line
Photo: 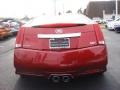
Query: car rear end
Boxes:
[
  {"xmin": 14, "ymin": 15, "xmax": 108, "ymax": 80},
  {"xmin": 107, "ymin": 21, "xmax": 115, "ymax": 30},
  {"xmin": 0, "ymin": 28, "xmax": 11, "ymax": 39}
]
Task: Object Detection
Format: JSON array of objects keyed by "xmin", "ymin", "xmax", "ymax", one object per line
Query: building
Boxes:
[{"xmin": 85, "ymin": 0, "xmax": 120, "ymax": 20}]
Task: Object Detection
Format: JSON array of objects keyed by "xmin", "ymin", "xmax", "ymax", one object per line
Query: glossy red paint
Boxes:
[
  {"xmin": 15, "ymin": 27, "xmax": 25, "ymax": 47},
  {"xmin": 14, "ymin": 23, "xmax": 108, "ymax": 78},
  {"xmin": 22, "ymin": 25, "xmax": 97, "ymax": 50},
  {"xmin": 93, "ymin": 24, "xmax": 105, "ymax": 44}
]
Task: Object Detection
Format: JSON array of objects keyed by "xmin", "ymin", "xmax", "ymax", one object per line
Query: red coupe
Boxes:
[{"xmin": 14, "ymin": 15, "xmax": 108, "ymax": 82}]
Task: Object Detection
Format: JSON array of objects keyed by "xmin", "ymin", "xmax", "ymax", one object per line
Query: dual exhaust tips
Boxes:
[{"xmin": 49, "ymin": 75, "xmax": 73, "ymax": 83}]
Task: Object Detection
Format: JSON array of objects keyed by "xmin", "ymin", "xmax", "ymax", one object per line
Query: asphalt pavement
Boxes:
[
  {"xmin": 0, "ymin": 37, "xmax": 15, "ymax": 55},
  {"xmin": 0, "ymin": 29, "xmax": 120, "ymax": 90}
]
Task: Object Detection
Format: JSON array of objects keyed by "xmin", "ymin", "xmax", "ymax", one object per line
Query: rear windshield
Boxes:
[
  {"xmin": 32, "ymin": 23, "xmax": 86, "ymax": 28},
  {"xmin": 23, "ymin": 14, "xmax": 96, "ymax": 28}
]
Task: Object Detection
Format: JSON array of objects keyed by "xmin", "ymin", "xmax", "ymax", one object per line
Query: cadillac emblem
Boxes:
[{"xmin": 55, "ymin": 29, "xmax": 63, "ymax": 34}]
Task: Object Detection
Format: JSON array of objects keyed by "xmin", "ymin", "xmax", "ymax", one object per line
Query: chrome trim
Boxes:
[{"xmin": 37, "ymin": 33, "xmax": 81, "ymax": 38}]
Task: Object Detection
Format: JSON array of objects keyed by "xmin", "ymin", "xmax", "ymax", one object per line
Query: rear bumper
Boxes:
[{"xmin": 14, "ymin": 45, "xmax": 108, "ymax": 78}]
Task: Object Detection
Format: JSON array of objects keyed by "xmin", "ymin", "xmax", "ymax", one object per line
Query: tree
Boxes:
[
  {"xmin": 66, "ymin": 10, "xmax": 72, "ymax": 14},
  {"xmin": 77, "ymin": 8, "xmax": 83, "ymax": 14}
]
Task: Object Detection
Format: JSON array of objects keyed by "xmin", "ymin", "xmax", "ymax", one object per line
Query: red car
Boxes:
[{"xmin": 14, "ymin": 15, "xmax": 108, "ymax": 82}]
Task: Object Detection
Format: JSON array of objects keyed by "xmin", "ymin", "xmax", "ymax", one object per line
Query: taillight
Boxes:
[
  {"xmin": 15, "ymin": 27, "xmax": 25, "ymax": 48},
  {"xmin": 93, "ymin": 24, "xmax": 105, "ymax": 45}
]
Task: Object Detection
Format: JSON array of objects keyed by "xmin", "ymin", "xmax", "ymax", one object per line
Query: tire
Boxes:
[
  {"xmin": 105, "ymin": 25, "xmax": 107, "ymax": 28},
  {"xmin": 115, "ymin": 29, "xmax": 118, "ymax": 33},
  {"xmin": 108, "ymin": 29, "xmax": 114, "ymax": 31},
  {"xmin": 115, "ymin": 28, "xmax": 120, "ymax": 33},
  {"xmin": 0, "ymin": 37, "xmax": 4, "ymax": 40}
]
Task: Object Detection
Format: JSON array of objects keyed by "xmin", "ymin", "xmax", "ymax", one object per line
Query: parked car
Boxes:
[
  {"xmin": 1, "ymin": 19, "xmax": 21, "ymax": 35},
  {"xmin": 106, "ymin": 18, "xmax": 120, "ymax": 30},
  {"xmin": 106, "ymin": 19, "xmax": 113, "ymax": 22},
  {"xmin": 14, "ymin": 15, "xmax": 108, "ymax": 82},
  {"xmin": 0, "ymin": 25, "xmax": 11, "ymax": 39},
  {"xmin": 92, "ymin": 17, "xmax": 103, "ymax": 24},
  {"xmin": 10, "ymin": 21, "xmax": 21, "ymax": 35}
]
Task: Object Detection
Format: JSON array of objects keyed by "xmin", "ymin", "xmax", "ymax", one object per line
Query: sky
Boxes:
[{"xmin": 0, "ymin": 0, "xmax": 112, "ymax": 18}]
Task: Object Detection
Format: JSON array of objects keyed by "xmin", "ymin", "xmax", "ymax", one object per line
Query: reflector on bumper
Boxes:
[{"xmin": 15, "ymin": 44, "xmax": 22, "ymax": 48}]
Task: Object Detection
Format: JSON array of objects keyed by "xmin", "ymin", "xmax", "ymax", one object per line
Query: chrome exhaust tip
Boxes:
[
  {"xmin": 62, "ymin": 75, "xmax": 72, "ymax": 83},
  {"xmin": 50, "ymin": 75, "xmax": 60, "ymax": 83}
]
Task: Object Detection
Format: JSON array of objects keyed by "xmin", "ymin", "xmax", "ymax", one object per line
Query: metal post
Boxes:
[
  {"xmin": 54, "ymin": 0, "xmax": 56, "ymax": 15},
  {"xmin": 62, "ymin": 3, "xmax": 64, "ymax": 15},
  {"xmin": 116, "ymin": 0, "xmax": 118, "ymax": 19},
  {"xmin": 103, "ymin": 10, "xmax": 105, "ymax": 20}
]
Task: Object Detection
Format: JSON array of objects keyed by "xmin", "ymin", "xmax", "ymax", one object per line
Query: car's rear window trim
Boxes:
[{"xmin": 32, "ymin": 23, "xmax": 86, "ymax": 28}]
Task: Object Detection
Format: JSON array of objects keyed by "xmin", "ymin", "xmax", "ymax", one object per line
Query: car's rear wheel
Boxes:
[
  {"xmin": 108, "ymin": 29, "xmax": 114, "ymax": 31},
  {"xmin": 0, "ymin": 36, "xmax": 4, "ymax": 40},
  {"xmin": 105, "ymin": 25, "xmax": 107, "ymax": 28},
  {"xmin": 115, "ymin": 28, "xmax": 120, "ymax": 33}
]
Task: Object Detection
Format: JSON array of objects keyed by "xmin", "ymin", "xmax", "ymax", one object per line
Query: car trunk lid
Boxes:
[{"xmin": 22, "ymin": 23, "xmax": 97, "ymax": 50}]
